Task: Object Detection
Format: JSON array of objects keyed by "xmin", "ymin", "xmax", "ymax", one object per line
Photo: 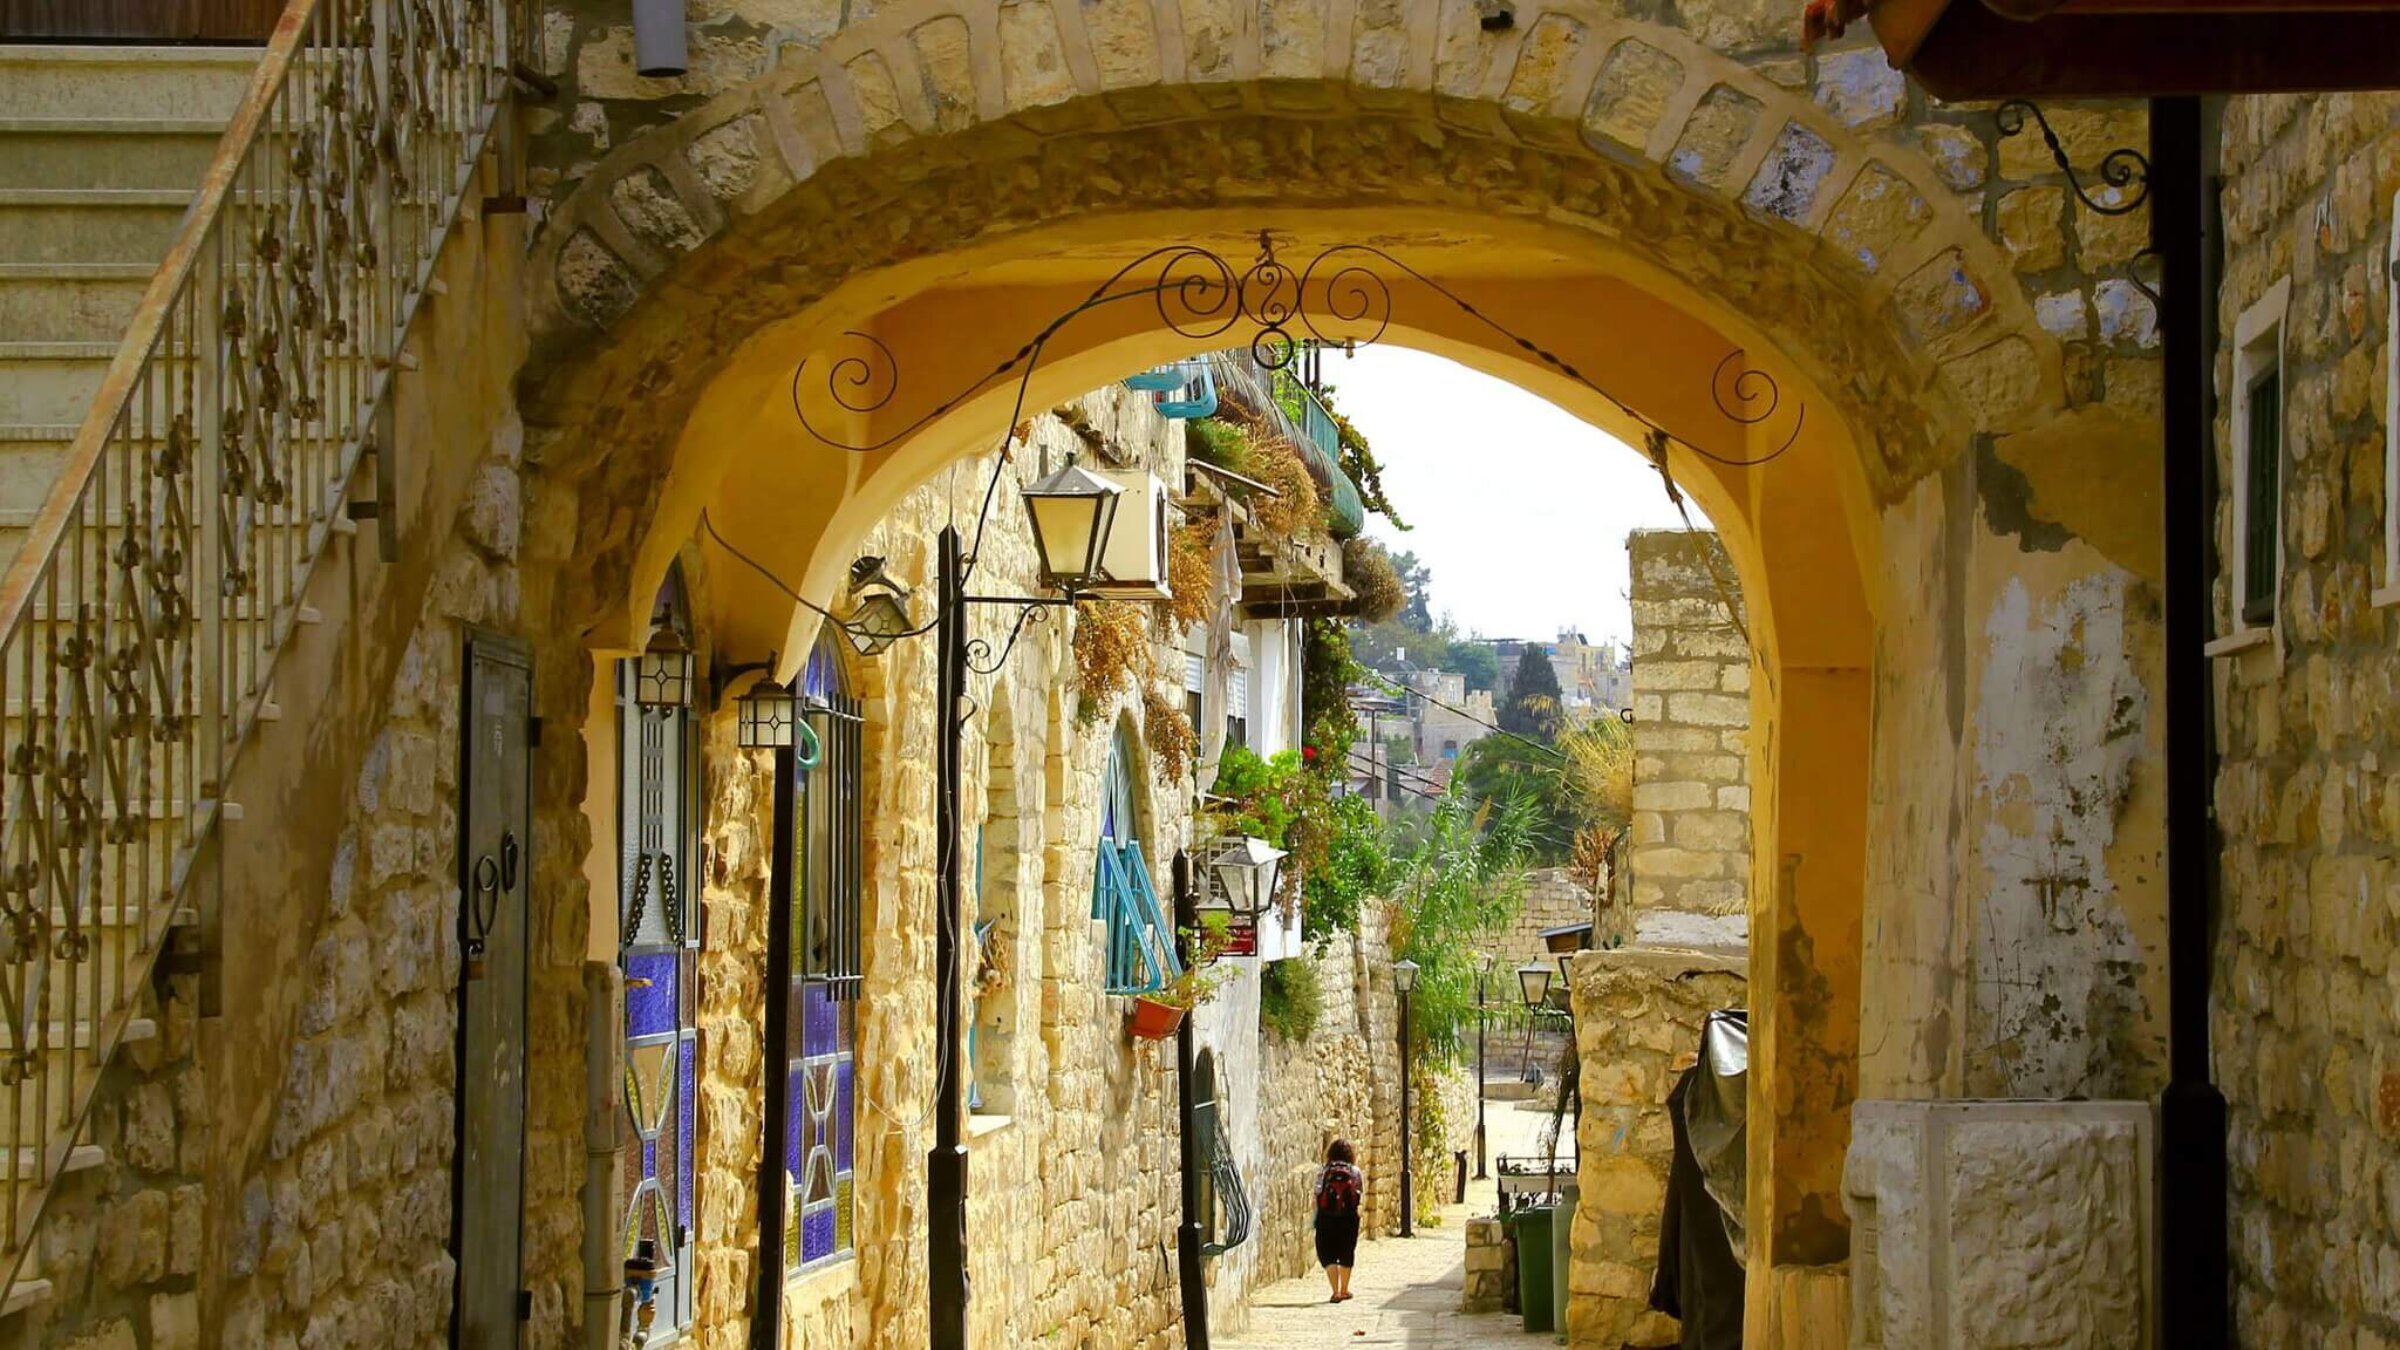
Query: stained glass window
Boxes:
[
  {"xmin": 618, "ymin": 568, "xmax": 699, "ymax": 1335},
  {"xmin": 769, "ymin": 633, "xmax": 861, "ymax": 1282}
]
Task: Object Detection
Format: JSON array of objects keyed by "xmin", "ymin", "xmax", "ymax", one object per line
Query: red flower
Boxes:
[{"xmin": 1302, "ymin": 745, "xmax": 1319, "ymax": 762}]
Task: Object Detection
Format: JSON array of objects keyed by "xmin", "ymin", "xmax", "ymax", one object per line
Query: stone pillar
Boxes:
[
  {"xmin": 1628, "ymin": 531, "xmax": 1752, "ymax": 917},
  {"xmin": 1567, "ymin": 946, "xmax": 1747, "ymax": 1348}
]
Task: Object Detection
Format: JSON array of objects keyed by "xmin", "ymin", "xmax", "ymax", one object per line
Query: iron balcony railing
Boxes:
[{"xmin": 0, "ymin": 0, "xmax": 516, "ymax": 1303}]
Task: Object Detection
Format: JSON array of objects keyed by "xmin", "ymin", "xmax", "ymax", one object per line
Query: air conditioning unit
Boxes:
[{"xmin": 1085, "ymin": 470, "xmax": 1174, "ymax": 601}]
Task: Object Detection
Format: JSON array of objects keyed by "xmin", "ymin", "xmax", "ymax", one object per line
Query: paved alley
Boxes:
[{"xmin": 1220, "ymin": 1100, "xmax": 1565, "ymax": 1349}]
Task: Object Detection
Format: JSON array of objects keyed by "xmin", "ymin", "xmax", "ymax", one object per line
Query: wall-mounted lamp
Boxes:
[
  {"xmin": 736, "ymin": 682, "xmax": 798, "ymax": 750},
  {"xmin": 844, "ymin": 555, "xmax": 914, "ymax": 657},
  {"xmin": 632, "ymin": 640, "xmax": 695, "ymax": 709}
]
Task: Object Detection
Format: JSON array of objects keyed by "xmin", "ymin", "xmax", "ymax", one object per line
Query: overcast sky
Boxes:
[{"xmin": 1327, "ymin": 347, "xmax": 1706, "ymax": 649}]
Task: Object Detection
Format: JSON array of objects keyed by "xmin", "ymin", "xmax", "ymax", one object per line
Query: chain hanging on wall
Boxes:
[{"xmin": 788, "ymin": 231, "xmax": 1810, "ymax": 474}]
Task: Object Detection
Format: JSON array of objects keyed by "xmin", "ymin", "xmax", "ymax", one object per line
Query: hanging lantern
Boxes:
[
  {"xmin": 736, "ymin": 680, "xmax": 798, "ymax": 749},
  {"xmin": 1021, "ymin": 453, "xmax": 1124, "ymax": 592},
  {"xmin": 843, "ymin": 554, "xmax": 915, "ymax": 657}
]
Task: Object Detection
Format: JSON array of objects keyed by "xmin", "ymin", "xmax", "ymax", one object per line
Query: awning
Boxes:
[{"xmin": 1804, "ymin": 0, "xmax": 2400, "ymax": 97}]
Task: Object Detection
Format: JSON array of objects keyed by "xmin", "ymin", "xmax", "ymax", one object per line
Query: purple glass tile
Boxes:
[
  {"xmin": 801, "ymin": 1206, "xmax": 835, "ymax": 1264},
  {"xmin": 625, "ymin": 952, "xmax": 679, "ymax": 1036},
  {"xmin": 835, "ymin": 1058, "xmax": 854, "ymax": 1172},
  {"xmin": 677, "ymin": 1037, "xmax": 696, "ymax": 1227},
  {"xmin": 642, "ymin": 1136, "xmax": 656, "ymax": 1178}
]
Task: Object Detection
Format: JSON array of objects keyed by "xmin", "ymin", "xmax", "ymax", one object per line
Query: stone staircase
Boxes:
[
  {"xmin": 0, "ymin": 44, "xmax": 260, "ymax": 1322},
  {"xmin": 0, "ymin": 46, "xmax": 258, "ymax": 573}
]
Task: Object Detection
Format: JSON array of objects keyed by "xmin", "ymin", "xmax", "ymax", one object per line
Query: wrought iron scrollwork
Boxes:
[
  {"xmin": 788, "ymin": 231, "xmax": 1803, "ymax": 472},
  {"xmin": 1995, "ymin": 100, "xmax": 2151, "ymax": 217},
  {"xmin": 965, "ymin": 603, "xmax": 1053, "ymax": 676}
]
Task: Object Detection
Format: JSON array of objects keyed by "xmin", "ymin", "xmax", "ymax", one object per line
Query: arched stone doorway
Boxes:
[{"xmin": 516, "ymin": 1, "xmax": 2166, "ymax": 1337}]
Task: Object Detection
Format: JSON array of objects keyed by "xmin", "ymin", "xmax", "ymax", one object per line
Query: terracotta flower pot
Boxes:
[{"xmin": 1127, "ymin": 996, "xmax": 1186, "ymax": 1040}]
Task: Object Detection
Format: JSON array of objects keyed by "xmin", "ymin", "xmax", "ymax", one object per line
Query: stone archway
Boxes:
[{"xmin": 509, "ymin": 1, "xmax": 2167, "ymax": 1339}]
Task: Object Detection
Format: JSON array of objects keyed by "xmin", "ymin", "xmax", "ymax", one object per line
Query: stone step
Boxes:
[
  {"xmin": 0, "ymin": 118, "xmax": 226, "ymax": 193},
  {"xmin": 0, "ymin": 1015, "xmax": 157, "ymax": 1057},
  {"xmin": 0, "ymin": 264, "xmax": 156, "ymax": 347},
  {"xmin": 0, "ymin": 342, "xmax": 125, "ymax": 426},
  {"xmin": 0, "ymin": 1019, "xmax": 161, "ymax": 1141},
  {"xmin": 0, "ymin": 47, "xmax": 258, "ymax": 123},
  {"xmin": 9, "ymin": 1143, "xmax": 105, "ymax": 1183},
  {"xmin": 0, "ymin": 1278, "xmax": 48, "ymax": 1319},
  {"xmin": 0, "ymin": 190, "xmax": 192, "ymax": 269}
]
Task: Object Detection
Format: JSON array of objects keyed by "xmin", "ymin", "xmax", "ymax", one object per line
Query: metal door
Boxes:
[
  {"xmin": 454, "ymin": 631, "xmax": 532, "ymax": 1350},
  {"xmin": 0, "ymin": 1, "xmax": 283, "ymax": 39}
]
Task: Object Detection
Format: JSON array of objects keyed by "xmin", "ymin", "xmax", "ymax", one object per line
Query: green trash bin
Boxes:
[{"xmin": 1512, "ymin": 1206, "xmax": 1556, "ymax": 1333}]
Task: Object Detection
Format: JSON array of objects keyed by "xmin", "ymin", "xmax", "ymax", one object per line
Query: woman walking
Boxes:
[{"xmin": 1313, "ymin": 1139, "xmax": 1365, "ymax": 1302}]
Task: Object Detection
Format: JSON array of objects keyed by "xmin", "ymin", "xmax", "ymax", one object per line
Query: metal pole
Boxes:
[
  {"xmin": 1173, "ymin": 852, "xmax": 1211, "ymax": 1349},
  {"xmin": 1398, "ymin": 986, "xmax": 1414, "ymax": 1238},
  {"xmin": 928, "ymin": 527, "xmax": 970, "ymax": 1350},
  {"xmin": 1474, "ymin": 976, "xmax": 1488, "ymax": 1180},
  {"xmin": 2153, "ymin": 94, "xmax": 2230, "ymax": 1350}
]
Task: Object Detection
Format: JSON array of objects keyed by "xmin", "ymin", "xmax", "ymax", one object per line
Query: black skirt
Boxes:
[{"xmin": 1314, "ymin": 1213, "xmax": 1360, "ymax": 1268}]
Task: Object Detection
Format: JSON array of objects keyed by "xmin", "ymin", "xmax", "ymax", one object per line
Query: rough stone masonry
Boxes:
[{"xmin": 1628, "ymin": 531, "xmax": 1753, "ymax": 917}]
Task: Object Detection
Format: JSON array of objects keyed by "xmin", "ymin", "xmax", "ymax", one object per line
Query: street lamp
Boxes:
[
  {"xmin": 1474, "ymin": 952, "xmax": 1495, "ymax": 1181},
  {"xmin": 1021, "ymin": 453, "xmax": 1125, "ymax": 591},
  {"xmin": 1394, "ymin": 957, "xmax": 1419, "ymax": 1239},
  {"xmin": 1516, "ymin": 959, "xmax": 1553, "ymax": 1090},
  {"xmin": 842, "ymin": 555, "xmax": 914, "ymax": 658}
]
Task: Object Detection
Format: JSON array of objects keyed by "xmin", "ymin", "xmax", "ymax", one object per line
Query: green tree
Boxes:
[
  {"xmin": 1389, "ymin": 791, "xmax": 1536, "ymax": 1066},
  {"xmin": 1452, "ymin": 735, "xmax": 1576, "ymax": 864},
  {"xmin": 1389, "ymin": 549, "xmax": 1435, "ymax": 632},
  {"xmin": 1442, "ymin": 637, "xmax": 1500, "ymax": 694},
  {"xmin": 1498, "ymin": 646, "xmax": 1564, "ymax": 740}
]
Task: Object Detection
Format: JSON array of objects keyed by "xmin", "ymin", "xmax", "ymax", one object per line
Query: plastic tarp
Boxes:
[{"xmin": 1683, "ymin": 1008, "xmax": 1749, "ymax": 1266}]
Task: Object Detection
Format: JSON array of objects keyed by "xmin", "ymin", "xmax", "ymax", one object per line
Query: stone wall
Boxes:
[
  {"xmin": 2209, "ymin": 91, "xmax": 2400, "ymax": 1345},
  {"xmin": 1567, "ymin": 946, "xmax": 1748, "ymax": 1349},
  {"xmin": 1491, "ymin": 868, "xmax": 1602, "ymax": 969},
  {"xmin": 1463, "ymin": 1214, "xmax": 1513, "ymax": 1313},
  {"xmin": 1627, "ymin": 531, "xmax": 1751, "ymax": 917}
]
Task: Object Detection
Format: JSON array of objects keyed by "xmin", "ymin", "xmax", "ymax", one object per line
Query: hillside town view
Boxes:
[{"xmin": 0, "ymin": 1, "xmax": 2379, "ymax": 1348}]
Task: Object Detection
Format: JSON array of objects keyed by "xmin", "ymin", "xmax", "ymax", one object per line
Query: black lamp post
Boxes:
[
  {"xmin": 913, "ymin": 459, "xmax": 1123, "ymax": 1350},
  {"xmin": 1473, "ymin": 953, "xmax": 1494, "ymax": 1180},
  {"xmin": 1393, "ymin": 957, "xmax": 1419, "ymax": 1238}
]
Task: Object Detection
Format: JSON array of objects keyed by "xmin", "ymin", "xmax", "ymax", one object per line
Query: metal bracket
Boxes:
[{"xmin": 1995, "ymin": 100, "xmax": 2152, "ymax": 216}]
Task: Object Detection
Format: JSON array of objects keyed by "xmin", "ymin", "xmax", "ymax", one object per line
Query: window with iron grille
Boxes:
[
  {"xmin": 765, "ymin": 633, "xmax": 863, "ymax": 1281},
  {"xmin": 618, "ymin": 570, "xmax": 700, "ymax": 1336}
]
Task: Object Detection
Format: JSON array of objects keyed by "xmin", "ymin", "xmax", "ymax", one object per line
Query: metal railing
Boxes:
[{"xmin": 0, "ymin": 0, "xmax": 516, "ymax": 1300}]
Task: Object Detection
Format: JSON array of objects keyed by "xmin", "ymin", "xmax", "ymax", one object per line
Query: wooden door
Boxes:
[
  {"xmin": 0, "ymin": 0, "xmax": 283, "ymax": 40},
  {"xmin": 452, "ymin": 630, "xmax": 532, "ymax": 1350}
]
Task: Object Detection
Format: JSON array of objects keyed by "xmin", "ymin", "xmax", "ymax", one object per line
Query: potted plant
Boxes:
[{"xmin": 1127, "ymin": 931, "xmax": 1235, "ymax": 1040}]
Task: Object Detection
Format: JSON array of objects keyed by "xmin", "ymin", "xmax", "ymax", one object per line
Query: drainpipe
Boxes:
[
  {"xmin": 583, "ymin": 961, "xmax": 626, "ymax": 1350},
  {"xmin": 2152, "ymin": 94, "xmax": 2230, "ymax": 1350},
  {"xmin": 630, "ymin": 0, "xmax": 688, "ymax": 78},
  {"xmin": 1173, "ymin": 851, "xmax": 1211, "ymax": 1349}
]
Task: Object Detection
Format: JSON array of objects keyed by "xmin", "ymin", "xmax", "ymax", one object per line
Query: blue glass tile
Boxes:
[
  {"xmin": 785, "ymin": 1064, "xmax": 808, "ymax": 1177},
  {"xmin": 625, "ymin": 952, "xmax": 679, "ymax": 1036},
  {"xmin": 802, "ymin": 983, "xmax": 835, "ymax": 1057},
  {"xmin": 835, "ymin": 1058, "xmax": 854, "ymax": 1172},
  {"xmin": 802, "ymin": 1206, "xmax": 835, "ymax": 1263},
  {"xmin": 677, "ymin": 1037, "xmax": 696, "ymax": 1227}
]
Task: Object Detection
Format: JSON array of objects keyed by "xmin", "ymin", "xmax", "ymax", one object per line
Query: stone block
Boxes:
[
  {"xmin": 1846, "ymin": 1099, "xmax": 2154, "ymax": 1348},
  {"xmin": 1669, "ymin": 86, "xmax": 1762, "ymax": 187},
  {"xmin": 1582, "ymin": 40, "xmax": 1684, "ymax": 153},
  {"xmin": 1745, "ymin": 121, "xmax": 1837, "ymax": 223}
]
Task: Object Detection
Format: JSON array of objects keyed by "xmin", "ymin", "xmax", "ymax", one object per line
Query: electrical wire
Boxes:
[{"xmin": 1357, "ymin": 670, "xmax": 1567, "ymax": 762}]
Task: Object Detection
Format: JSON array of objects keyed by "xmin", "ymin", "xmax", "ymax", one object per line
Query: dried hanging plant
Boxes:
[
  {"xmin": 1071, "ymin": 598, "xmax": 1153, "ymax": 723},
  {"xmin": 1142, "ymin": 685, "xmax": 1200, "ymax": 784},
  {"xmin": 1246, "ymin": 430, "xmax": 1320, "ymax": 537},
  {"xmin": 1167, "ymin": 516, "xmax": 1216, "ymax": 631},
  {"xmin": 1340, "ymin": 537, "xmax": 1405, "ymax": 623}
]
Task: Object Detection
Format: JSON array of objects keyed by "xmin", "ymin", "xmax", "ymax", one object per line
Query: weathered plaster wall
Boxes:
[
  {"xmin": 2209, "ymin": 92, "xmax": 2400, "ymax": 1346},
  {"xmin": 1629, "ymin": 530, "xmax": 1753, "ymax": 917}
]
